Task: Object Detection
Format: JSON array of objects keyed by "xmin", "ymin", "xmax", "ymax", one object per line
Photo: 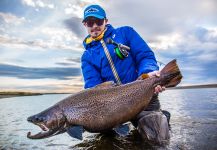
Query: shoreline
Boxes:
[
  {"xmin": 0, "ymin": 84, "xmax": 216, "ymax": 99},
  {"xmin": 169, "ymin": 84, "xmax": 217, "ymax": 90},
  {"xmin": 0, "ymin": 92, "xmax": 71, "ymax": 99},
  {"xmin": 0, "ymin": 92, "xmax": 43, "ymax": 99}
]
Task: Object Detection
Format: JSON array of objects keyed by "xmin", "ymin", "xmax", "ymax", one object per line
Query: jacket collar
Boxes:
[{"xmin": 83, "ymin": 24, "xmax": 114, "ymax": 49}]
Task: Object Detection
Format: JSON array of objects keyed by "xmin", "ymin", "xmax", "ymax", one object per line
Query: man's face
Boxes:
[{"xmin": 83, "ymin": 17, "xmax": 108, "ymax": 38}]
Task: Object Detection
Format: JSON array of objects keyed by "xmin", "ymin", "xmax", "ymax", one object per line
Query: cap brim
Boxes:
[{"xmin": 83, "ymin": 14, "xmax": 105, "ymax": 22}]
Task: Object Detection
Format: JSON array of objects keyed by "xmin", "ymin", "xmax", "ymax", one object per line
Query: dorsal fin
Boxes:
[{"xmin": 94, "ymin": 81, "xmax": 117, "ymax": 89}]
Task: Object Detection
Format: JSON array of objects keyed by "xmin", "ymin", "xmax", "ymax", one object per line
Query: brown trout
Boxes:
[{"xmin": 27, "ymin": 59, "xmax": 182, "ymax": 139}]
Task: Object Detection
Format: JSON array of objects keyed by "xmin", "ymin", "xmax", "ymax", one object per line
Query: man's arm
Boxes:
[
  {"xmin": 123, "ymin": 26, "xmax": 159, "ymax": 76},
  {"xmin": 123, "ymin": 27, "xmax": 164, "ymax": 93},
  {"xmin": 81, "ymin": 53, "xmax": 102, "ymax": 89}
]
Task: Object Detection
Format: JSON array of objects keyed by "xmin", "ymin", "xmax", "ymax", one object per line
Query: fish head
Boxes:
[{"xmin": 27, "ymin": 105, "xmax": 67, "ymax": 139}]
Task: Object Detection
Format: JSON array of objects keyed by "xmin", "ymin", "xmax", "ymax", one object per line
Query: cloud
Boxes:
[
  {"xmin": 192, "ymin": 26, "xmax": 217, "ymax": 43},
  {"xmin": 156, "ymin": 51, "xmax": 217, "ymax": 85},
  {"xmin": 22, "ymin": 0, "xmax": 54, "ymax": 9},
  {"xmin": 0, "ymin": 63, "xmax": 81, "ymax": 80},
  {"xmin": 0, "ymin": 34, "xmax": 83, "ymax": 52},
  {"xmin": 150, "ymin": 26, "xmax": 217, "ymax": 59},
  {"xmin": 64, "ymin": 17, "xmax": 86, "ymax": 39},
  {"xmin": 0, "ymin": 12, "xmax": 26, "ymax": 25},
  {"xmin": 149, "ymin": 26, "xmax": 217, "ymax": 85},
  {"xmin": 66, "ymin": 57, "xmax": 81, "ymax": 63},
  {"xmin": 101, "ymin": 0, "xmax": 217, "ymax": 38},
  {"xmin": 0, "ymin": 76, "xmax": 83, "ymax": 93},
  {"xmin": 55, "ymin": 57, "xmax": 81, "ymax": 67},
  {"xmin": 64, "ymin": 4, "xmax": 83, "ymax": 17}
]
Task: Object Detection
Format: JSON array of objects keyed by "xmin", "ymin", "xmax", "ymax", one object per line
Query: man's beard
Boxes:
[{"xmin": 91, "ymin": 28, "xmax": 101, "ymax": 38}]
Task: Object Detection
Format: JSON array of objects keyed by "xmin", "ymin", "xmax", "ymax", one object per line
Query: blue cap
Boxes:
[{"xmin": 83, "ymin": 5, "xmax": 106, "ymax": 21}]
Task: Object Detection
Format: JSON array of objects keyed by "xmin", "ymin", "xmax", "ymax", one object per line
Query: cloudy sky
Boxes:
[{"xmin": 0, "ymin": 0, "xmax": 216, "ymax": 93}]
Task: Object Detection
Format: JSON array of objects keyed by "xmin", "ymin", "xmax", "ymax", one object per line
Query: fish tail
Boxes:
[{"xmin": 160, "ymin": 59, "xmax": 182, "ymax": 88}]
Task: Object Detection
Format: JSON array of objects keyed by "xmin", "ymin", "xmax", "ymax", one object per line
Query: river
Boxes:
[{"xmin": 0, "ymin": 88, "xmax": 216, "ymax": 150}]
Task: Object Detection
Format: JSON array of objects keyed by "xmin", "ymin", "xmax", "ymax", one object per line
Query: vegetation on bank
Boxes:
[
  {"xmin": 0, "ymin": 91, "xmax": 73, "ymax": 99},
  {"xmin": 0, "ymin": 91, "xmax": 42, "ymax": 95},
  {"xmin": 0, "ymin": 91, "xmax": 42, "ymax": 99}
]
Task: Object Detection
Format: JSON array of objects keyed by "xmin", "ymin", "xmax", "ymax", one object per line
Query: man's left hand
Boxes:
[
  {"xmin": 148, "ymin": 71, "xmax": 166, "ymax": 94},
  {"xmin": 154, "ymin": 85, "xmax": 165, "ymax": 94}
]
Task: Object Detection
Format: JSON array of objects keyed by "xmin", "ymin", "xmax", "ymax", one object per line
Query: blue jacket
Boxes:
[{"xmin": 81, "ymin": 24, "xmax": 159, "ymax": 89}]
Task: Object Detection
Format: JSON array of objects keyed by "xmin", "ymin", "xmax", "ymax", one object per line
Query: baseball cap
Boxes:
[{"xmin": 83, "ymin": 5, "xmax": 106, "ymax": 22}]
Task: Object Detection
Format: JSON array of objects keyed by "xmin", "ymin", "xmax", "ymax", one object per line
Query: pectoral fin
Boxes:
[
  {"xmin": 67, "ymin": 125, "xmax": 83, "ymax": 140},
  {"xmin": 114, "ymin": 124, "xmax": 130, "ymax": 136}
]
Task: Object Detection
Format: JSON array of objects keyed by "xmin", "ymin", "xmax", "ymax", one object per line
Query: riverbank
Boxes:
[
  {"xmin": 0, "ymin": 91, "xmax": 74, "ymax": 99},
  {"xmin": 0, "ymin": 91, "xmax": 43, "ymax": 99}
]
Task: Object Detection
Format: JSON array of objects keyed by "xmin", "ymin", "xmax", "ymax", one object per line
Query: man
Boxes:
[{"xmin": 81, "ymin": 4, "xmax": 170, "ymax": 144}]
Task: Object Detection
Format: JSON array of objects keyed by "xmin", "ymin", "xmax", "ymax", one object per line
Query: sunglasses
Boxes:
[{"xmin": 84, "ymin": 18, "xmax": 105, "ymax": 27}]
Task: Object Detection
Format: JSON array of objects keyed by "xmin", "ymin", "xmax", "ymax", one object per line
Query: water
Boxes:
[{"xmin": 0, "ymin": 88, "xmax": 216, "ymax": 150}]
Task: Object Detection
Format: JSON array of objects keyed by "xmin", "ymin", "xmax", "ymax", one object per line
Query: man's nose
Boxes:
[{"xmin": 92, "ymin": 23, "xmax": 98, "ymax": 28}]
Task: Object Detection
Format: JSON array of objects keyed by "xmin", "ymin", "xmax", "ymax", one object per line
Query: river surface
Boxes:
[{"xmin": 0, "ymin": 88, "xmax": 217, "ymax": 150}]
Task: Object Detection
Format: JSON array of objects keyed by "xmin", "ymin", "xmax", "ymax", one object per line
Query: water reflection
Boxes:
[
  {"xmin": 0, "ymin": 89, "xmax": 216, "ymax": 150},
  {"xmin": 160, "ymin": 88, "xmax": 217, "ymax": 150},
  {"xmin": 72, "ymin": 130, "xmax": 169, "ymax": 150}
]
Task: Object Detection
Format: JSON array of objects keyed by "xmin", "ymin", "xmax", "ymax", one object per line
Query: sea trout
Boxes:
[{"xmin": 27, "ymin": 59, "xmax": 182, "ymax": 139}]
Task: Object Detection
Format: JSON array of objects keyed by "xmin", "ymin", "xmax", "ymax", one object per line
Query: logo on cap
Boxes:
[{"xmin": 85, "ymin": 8, "xmax": 99, "ymax": 14}]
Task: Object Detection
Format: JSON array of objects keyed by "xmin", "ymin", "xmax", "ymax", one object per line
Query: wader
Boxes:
[{"xmin": 131, "ymin": 94, "xmax": 171, "ymax": 144}]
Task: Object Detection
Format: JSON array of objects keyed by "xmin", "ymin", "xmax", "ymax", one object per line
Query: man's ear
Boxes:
[
  {"xmin": 105, "ymin": 19, "xmax": 108, "ymax": 24},
  {"xmin": 83, "ymin": 22, "xmax": 86, "ymax": 26}
]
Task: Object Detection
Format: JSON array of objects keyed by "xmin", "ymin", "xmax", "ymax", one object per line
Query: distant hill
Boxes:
[
  {"xmin": 170, "ymin": 84, "xmax": 217, "ymax": 89},
  {"xmin": 0, "ymin": 91, "xmax": 42, "ymax": 99}
]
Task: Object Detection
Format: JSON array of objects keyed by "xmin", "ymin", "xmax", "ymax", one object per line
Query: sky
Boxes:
[{"xmin": 0, "ymin": 0, "xmax": 217, "ymax": 93}]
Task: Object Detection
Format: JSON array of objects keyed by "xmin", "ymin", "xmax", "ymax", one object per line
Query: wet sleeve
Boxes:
[
  {"xmin": 81, "ymin": 52, "xmax": 102, "ymax": 89},
  {"xmin": 125, "ymin": 26, "xmax": 159, "ymax": 75}
]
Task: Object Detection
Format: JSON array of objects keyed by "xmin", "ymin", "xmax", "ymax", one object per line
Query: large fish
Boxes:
[{"xmin": 27, "ymin": 59, "xmax": 182, "ymax": 140}]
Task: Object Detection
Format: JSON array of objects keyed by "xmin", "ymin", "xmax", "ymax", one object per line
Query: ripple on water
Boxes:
[{"xmin": 46, "ymin": 143, "xmax": 68, "ymax": 147}]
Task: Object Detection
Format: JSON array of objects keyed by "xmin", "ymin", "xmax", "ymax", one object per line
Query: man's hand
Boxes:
[{"xmin": 148, "ymin": 71, "xmax": 166, "ymax": 94}]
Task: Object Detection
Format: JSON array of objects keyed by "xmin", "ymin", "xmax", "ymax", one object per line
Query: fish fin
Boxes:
[
  {"xmin": 114, "ymin": 124, "xmax": 130, "ymax": 136},
  {"xmin": 137, "ymin": 73, "xmax": 149, "ymax": 80},
  {"xmin": 67, "ymin": 125, "xmax": 83, "ymax": 140},
  {"xmin": 94, "ymin": 81, "xmax": 117, "ymax": 88},
  {"xmin": 160, "ymin": 59, "xmax": 182, "ymax": 88},
  {"xmin": 161, "ymin": 59, "xmax": 177, "ymax": 74}
]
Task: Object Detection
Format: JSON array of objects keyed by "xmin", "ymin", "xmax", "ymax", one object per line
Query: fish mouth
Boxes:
[
  {"xmin": 27, "ymin": 122, "xmax": 54, "ymax": 139},
  {"xmin": 37, "ymin": 122, "xmax": 49, "ymax": 131},
  {"xmin": 27, "ymin": 122, "xmax": 67, "ymax": 139}
]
